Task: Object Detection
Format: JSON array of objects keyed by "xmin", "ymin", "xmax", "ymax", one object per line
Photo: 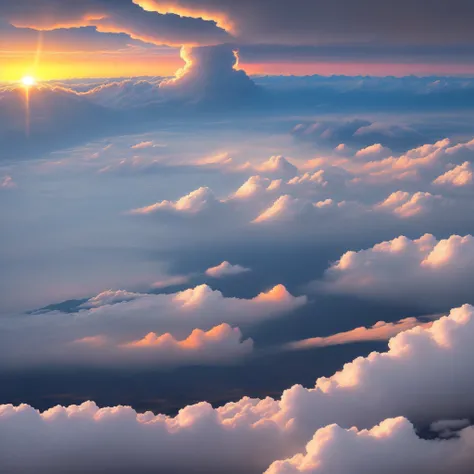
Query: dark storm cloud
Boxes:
[
  {"xmin": 239, "ymin": 44, "xmax": 474, "ymax": 66},
  {"xmin": 0, "ymin": 21, "xmax": 152, "ymax": 52},
  {"xmin": 135, "ymin": 0, "xmax": 474, "ymax": 45},
  {"xmin": 0, "ymin": 0, "xmax": 230, "ymax": 46}
]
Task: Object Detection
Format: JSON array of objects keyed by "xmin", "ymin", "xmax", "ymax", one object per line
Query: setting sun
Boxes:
[{"xmin": 21, "ymin": 76, "xmax": 36, "ymax": 87}]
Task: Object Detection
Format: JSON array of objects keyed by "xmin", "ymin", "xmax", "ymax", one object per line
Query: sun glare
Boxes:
[{"xmin": 21, "ymin": 76, "xmax": 36, "ymax": 87}]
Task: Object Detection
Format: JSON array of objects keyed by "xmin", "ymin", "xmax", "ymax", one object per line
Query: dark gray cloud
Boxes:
[
  {"xmin": 135, "ymin": 0, "xmax": 474, "ymax": 45},
  {"xmin": 0, "ymin": 0, "xmax": 230, "ymax": 46}
]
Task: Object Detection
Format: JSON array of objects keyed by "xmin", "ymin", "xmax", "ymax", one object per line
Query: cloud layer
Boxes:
[
  {"xmin": 3, "ymin": 304, "xmax": 474, "ymax": 472},
  {"xmin": 0, "ymin": 284, "xmax": 305, "ymax": 369}
]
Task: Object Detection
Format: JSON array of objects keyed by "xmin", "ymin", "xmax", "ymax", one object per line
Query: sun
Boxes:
[{"xmin": 21, "ymin": 76, "xmax": 36, "ymax": 87}]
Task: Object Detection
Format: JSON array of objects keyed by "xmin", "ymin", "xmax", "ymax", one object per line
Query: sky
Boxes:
[
  {"xmin": 2, "ymin": 2, "xmax": 474, "ymax": 474},
  {"xmin": 2, "ymin": 0, "xmax": 474, "ymax": 80}
]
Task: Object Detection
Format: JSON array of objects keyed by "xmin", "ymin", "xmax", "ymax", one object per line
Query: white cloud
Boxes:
[
  {"xmin": 253, "ymin": 195, "xmax": 317, "ymax": 223},
  {"xmin": 4, "ymin": 304, "xmax": 474, "ymax": 473},
  {"xmin": 355, "ymin": 143, "xmax": 391, "ymax": 159},
  {"xmin": 376, "ymin": 191, "xmax": 444, "ymax": 218},
  {"xmin": 433, "ymin": 161, "xmax": 473, "ymax": 187},
  {"xmin": 232, "ymin": 175, "xmax": 272, "ymax": 199},
  {"xmin": 205, "ymin": 261, "xmax": 251, "ymax": 278},
  {"xmin": 159, "ymin": 45, "xmax": 259, "ymax": 104},
  {"xmin": 265, "ymin": 417, "xmax": 474, "ymax": 474},
  {"xmin": 252, "ymin": 156, "xmax": 298, "ymax": 179},
  {"xmin": 130, "ymin": 187, "xmax": 220, "ymax": 215},
  {"xmin": 0, "ymin": 284, "xmax": 306, "ymax": 368},
  {"xmin": 319, "ymin": 234, "xmax": 474, "ymax": 307}
]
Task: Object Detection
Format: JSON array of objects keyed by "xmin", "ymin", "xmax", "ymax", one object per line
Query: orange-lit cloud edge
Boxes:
[{"xmin": 3, "ymin": 0, "xmax": 474, "ymax": 82}]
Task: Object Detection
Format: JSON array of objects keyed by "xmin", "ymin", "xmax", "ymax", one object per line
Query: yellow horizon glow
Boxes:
[{"xmin": 1, "ymin": 53, "xmax": 184, "ymax": 82}]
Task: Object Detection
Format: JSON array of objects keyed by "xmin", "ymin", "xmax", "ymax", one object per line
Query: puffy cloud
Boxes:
[
  {"xmin": 159, "ymin": 45, "xmax": 260, "ymax": 105},
  {"xmin": 70, "ymin": 323, "xmax": 253, "ymax": 367},
  {"xmin": 252, "ymin": 195, "xmax": 361, "ymax": 226},
  {"xmin": 252, "ymin": 156, "xmax": 298, "ymax": 179},
  {"xmin": 205, "ymin": 261, "xmax": 251, "ymax": 278},
  {"xmin": 4, "ymin": 304, "xmax": 474, "ymax": 472},
  {"xmin": 433, "ymin": 161, "xmax": 473, "ymax": 187},
  {"xmin": 286, "ymin": 317, "xmax": 432, "ymax": 350},
  {"xmin": 355, "ymin": 143, "xmax": 391, "ymax": 159},
  {"xmin": 130, "ymin": 187, "xmax": 221, "ymax": 215},
  {"xmin": 0, "ymin": 284, "xmax": 306, "ymax": 368},
  {"xmin": 265, "ymin": 417, "xmax": 474, "ymax": 474},
  {"xmin": 319, "ymin": 234, "xmax": 474, "ymax": 307},
  {"xmin": 232, "ymin": 175, "xmax": 273, "ymax": 199},
  {"xmin": 376, "ymin": 191, "xmax": 444, "ymax": 218},
  {"xmin": 253, "ymin": 195, "xmax": 317, "ymax": 223}
]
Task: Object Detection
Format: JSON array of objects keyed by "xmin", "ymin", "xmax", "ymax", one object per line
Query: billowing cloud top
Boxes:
[
  {"xmin": 0, "ymin": 284, "xmax": 306, "ymax": 368},
  {"xmin": 3, "ymin": 304, "xmax": 474, "ymax": 473}
]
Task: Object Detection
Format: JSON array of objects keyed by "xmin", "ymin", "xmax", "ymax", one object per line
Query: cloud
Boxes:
[
  {"xmin": 430, "ymin": 418, "xmax": 471, "ymax": 438},
  {"xmin": 152, "ymin": 274, "xmax": 191, "ymax": 289},
  {"xmin": 253, "ymin": 195, "xmax": 320, "ymax": 223},
  {"xmin": 265, "ymin": 417, "xmax": 474, "ymax": 474},
  {"xmin": 130, "ymin": 187, "xmax": 221, "ymax": 215},
  {"xmin": 433, "ymin": 161, "xmax": 473, "ymax": 187},
  {"xmin": 355, "ymin": 143, "xmax": 391, "ymax": 159},
  {"xmin": 0, "ymin": 84, "xmax": 117, "ymax": 160},
  {"xmin": 318, "ymin": 234, "xmax": 474, "ymax": 307},
  {"xmin": 133, "ymin": 0, "xmax": 474, "ymax": 46},
  {"xmin": 251, "ymin": 156, "xmax": 298, "ymax": 179},
  {"xmin": 205, "ymin": 261, "xmax": 251, "ymax": 278},
  {"xmin": 70, "ymin": 323, "xmax": 253, "ymax": 367},
  {"xmin": 376, "ymin": 191, "xmax": 444, "ymax": 218},
  {"xmin": 286, "ymin": 317, "xmax": 432, "ymax": 350},
  {"xmin": 159, "ymin": 45, "xmax": 260, "ymax": 105},
  {"xmin": 124, "ymin": 160, "xmax": 474, "ymax": 251},
  {"xmin": 4, "ymin": 304, "xmax": 474, "ymax": 472},
  {"xmin": 0, "ymin": 175, "xmax": 16, "ymax": 188},
  {"xmin": 0, "ymin": 284, "xmax": 306, "ymax": 368},
  {"xmin": 131, "ymin": 140, "xmax": 161, "ymax": 149},
  {"xmin": 2, "ymin": 0, "xmax": 230, "ymax": 47},
  {"xmin": 291, "ymin": 119, "xmax": 436, "ymax": 152}
]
